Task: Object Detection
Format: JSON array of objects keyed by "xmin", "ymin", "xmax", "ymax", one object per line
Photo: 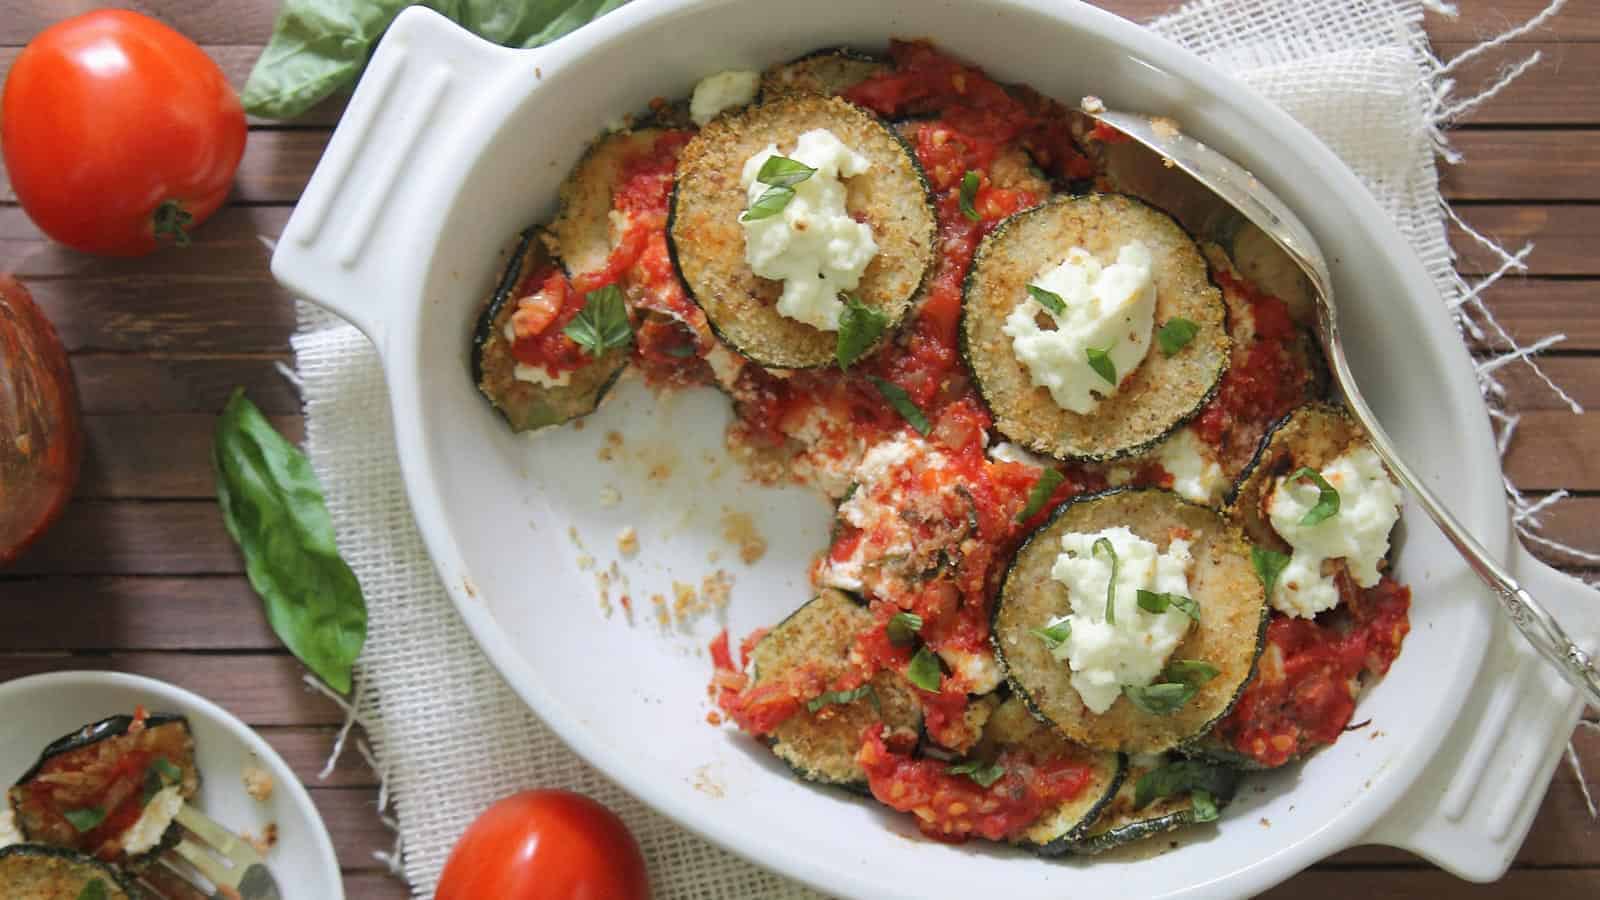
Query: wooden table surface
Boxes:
[{"xmin": 1, "ymin": 1, "xmax": 1596, "ymax": 897}]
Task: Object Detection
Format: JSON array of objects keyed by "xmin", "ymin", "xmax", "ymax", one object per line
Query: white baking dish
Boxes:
[{"xmin": 270, "ymin": 2, "xmax": 1595, "ymax": 896}]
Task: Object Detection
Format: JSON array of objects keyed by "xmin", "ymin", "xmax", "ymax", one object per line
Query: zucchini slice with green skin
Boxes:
[
  {"xmin": 992, "ymin": 488, "xmax": 1268, "ymax": 754},
  {"xmin": 471, "ymin": 229, "xmax": 630, "ymax": 433},
  {"xmin": 758, "ymin": 48, "xmax": 888, "ymax": 100},
  {"xmin": 1069, "ymin": 757, "xmax": 1241, "ymax": 854},
  {"xmin": 10, "ymin": 713, "xmax": 199, "ymax": 867},
  {"xmin": 669, "ymin": 93, "xmax": 937, "ymax": 369},
  {"xmin": 0, "ymin": 845, "xmax": 133, "ymax": 899},
  {"xmin": 550, "ymin": 128, "xmax": 672, "ymax": 279},
  {"xmin": 970, "ymin": 695, "xmax": 1124, "ymax": 854},
  {"xmin": 961, "ymin": 194, "xmax": 1230, "ymax": 462},
  {"xmin": 750, "ymin": 590, "xmax": 922, "ymax": 788},
  {"xmin": 1226, "ymin": 401, "xmax": 1364, "ymax": 551}
]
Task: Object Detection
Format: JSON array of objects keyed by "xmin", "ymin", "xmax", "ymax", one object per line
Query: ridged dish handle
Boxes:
[
  {"xmin": 1362, "ymin": 546, "xmax": 1594, "ymax": 881},
  {"xmin": 271, "ymin": 7, "xmax": 523, "ymax": 347}
]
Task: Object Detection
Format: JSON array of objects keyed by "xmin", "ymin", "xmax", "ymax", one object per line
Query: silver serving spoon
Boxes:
[{"xmin": 1080, "ymin": 102, "xmax": 1600, "ymax": 708}]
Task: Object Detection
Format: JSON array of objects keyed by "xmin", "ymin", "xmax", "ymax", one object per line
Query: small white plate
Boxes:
[{"xmin": 0, "ymin": 670, "xmax": 343, "ymax": 898}]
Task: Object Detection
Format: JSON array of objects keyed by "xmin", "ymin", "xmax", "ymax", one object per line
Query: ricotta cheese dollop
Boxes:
[
  {"xmin": 690, "ymin": 70, "xmax": 760, "ymax": 126},
  {"xmin": 1046, "ymin": 526, "xmax": 1194, "ymax": 714},
  {"xmin": 1002, "ymin": 242, "xmax": 1157, "ymax": 414},
  {"xmin": 123, "ymin": 784, "xmax": 184, "ymax": 856},
  {"xmin": 1266, "ymin": 445, "xmax": 1402, "ymax": 618},
  {"xmin": 1156, "ymin": 428, "xmax": 1227, "ymax": 505},
  {"xmin": 740, "ymin": 130, "xmax": 878, "ymax": 331}
]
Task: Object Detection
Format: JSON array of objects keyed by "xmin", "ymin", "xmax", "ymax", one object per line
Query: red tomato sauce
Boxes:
[
  {"xmin": 1190, "ymin": 271, "xmax": 1307, "ymax": 453},
  {"xmin": 507, "ymin": 267, "xmax": 589, "ymax": 379}
]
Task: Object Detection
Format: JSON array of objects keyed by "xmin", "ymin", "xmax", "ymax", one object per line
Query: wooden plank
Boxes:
[
  {"xmin": 313, "ymin": 787, "xmax": 398, "ymax": 873},
  {"xmin": 1467, "ymin": 280, "xmax": 1600, "ymax": 354},
  {"xmin": 1451, "ymin": 205, "xmax": 1600, "ymax": 277},
  {"xmin": 1497, "ymin": 356, "xmax": 1600, "ymax": 409},
  {"xmin": 78, "ymin": 414, "xmax": 304, "ymax": 500},
  {"xmin": 1520, "ymin": 496, "xmax": 1600, "ymax": 569},
  {"xmin": 1442, "ymin": 131, "xmax": 1600, "ymax": 201},
  {"xmin": 260, "ymin": 725, "xmax": 380, "ymax": 789},
  {"xmin": 0, "ymin": 576, "xmax": 278, "ymax": 650},
  {"xmin": 5, "ymin": 500, "xmax": 241, "ymax": 575},
  {"xmin": 1442, "ymin": 41, "xmax": 1600, "ymax": 126},
  {"xmin": 1504, "ymin": 411, "xmax": 1600, "ymax": 491},
  {"xmin": 343, "ymin": 873, "xmax": 410, "ymax": 898},
  {"xmin": 72, "ymin": 353, "xmax": 300, "ymax": 416},
  {"xmin": 1266, "ymin": 870, "xmax": 1600, "ymax": 900},
  {"xmin": 0, "ymin": 652, "xmax": 345, "ymax": 726},
  {"xmin": 1422, "ymin": 1, "xmax": 1600, "ymax": 43},
  {"xmin": 1, "ymin": 205, "xmax": 288, "ymax": 279}
]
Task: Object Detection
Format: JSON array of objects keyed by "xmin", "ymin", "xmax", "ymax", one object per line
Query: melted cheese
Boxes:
[{"xmin": 1266, "ymin": 445, "xmax": 1402, "ymax": 618}]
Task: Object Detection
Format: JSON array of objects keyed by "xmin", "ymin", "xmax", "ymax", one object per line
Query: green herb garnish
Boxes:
[
  {"xmin": 1156, "ymin": 318, "xmax": 1199, "ymax": 356},
  {"xmin": 887, "ymin": 612, "xmax": 924, "ymax": 646},
  {"xmin": 1015, "ymin": 468, "xmax": 1064, "ymax": 523},
  {"xmin": 1133, "ymin": 759, "xmax": 1238, "ymax": 809},
  {"xmin": 836, "ymin": 293, "xmax": 888, "ymax": 369},
  {"xmin": 1027, "ymin": 284, "xmax": 1066, "ymax": 316},
  {"xmin": 563, "ymin": 285, "xmax": 633, "ymax": 355},
  {"xmin": 1122, "ymin": 681, "xmax": 1196, "ymax": 715},
  {"xmin": 867, "ymin": 376, "xmax": 931, "ymax": 435},
  {"xmin": 1191, "ymin": 788, "xmax": 1220, "ymax": 822},
  {"xmin": 807, "ymin": 684, "xmax": 875, "ymax": 713},
  {"xmin": 77, "ymin": 880, "xmax": 109, "ymax": 900},
  {"xmin": 1164, "ymin": 659, "xmax": 1220, "ymax": 685},
  {"xmin": 64, "ymin": 807, "xmax": 107, "ymax": 833},
  {"xmin": 948, "ymin": 759, "xmax": 1006, "ymax": 788},
  {"xmin": 1085, "ymin": 344, "xmax": 1117, "ymax": 386},
  {"xmin": 1135, "ymin": 589, "xmax": 1200, "ymax": 621},
  {"xmin": 907, "ymin": 647, "xmax": 943, "ymax": 692},
  {"xmin": 1251, "ymin": 546, "xmax": 1292, "ymax": 597},
  {"xmin": 1288, "ymin": 466, "xmax": 1341, "ymax": 526},
  {"xmin": 741, "ymin": 185, "xmax": 795, "ymax": 221},
  {"xmin": 1093, "ymin": 537, "xmax": 1118, "ymax": 624},
  {"xmin": 959, "ymin": 170, "xmax": 981, "ymax": 221},
  {"xmin": 755, "ymin": 155, "xmax": 817, "ymax": 188},
  {"xmin": 143, "ymin": 757, "xmax": 185, "ymax": 804},
  {"xmin": 1030, "ymin": 620, "xmax": 1071, "ymax": 651}
]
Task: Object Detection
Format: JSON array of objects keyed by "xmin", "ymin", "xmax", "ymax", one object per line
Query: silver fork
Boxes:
[{"xmin": 136, "ymin": 804, "xmax": 280, "ymax": 900}]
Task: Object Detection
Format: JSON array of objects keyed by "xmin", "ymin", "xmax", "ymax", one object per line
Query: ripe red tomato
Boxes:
[
  {"xmin": 1, "ymin": 10, "xmax": 246, "ymax": 256},
  {"xmin": 435, "ymin": 790, "xmax": 649, "ymax": 900}
]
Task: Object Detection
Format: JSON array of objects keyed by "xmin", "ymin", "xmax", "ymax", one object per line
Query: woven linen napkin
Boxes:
[{"xmin": 290, "ymin": 0, "xmax": 1576, "ymax": 895}]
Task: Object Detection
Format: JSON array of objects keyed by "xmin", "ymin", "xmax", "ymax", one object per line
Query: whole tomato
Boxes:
[
  {"xmin": 1, "ymin": 10, "xmax": 246, "ymax": 256},
  {"xmin": 0, "ymin": 276, "xmax": 81, "ymax": 565},
  {"xmin": 436, "ymin": 790, "xmax": 649, "ymax": 900}
]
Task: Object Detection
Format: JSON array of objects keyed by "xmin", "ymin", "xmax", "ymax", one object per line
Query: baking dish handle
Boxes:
[
  {"xmin": 1361, "ymin": 547, "xmax": 1594, "ymax": 881},
  {"xmin": 270, "ymin": 6, "xmax": 524, "ymax": 347}
]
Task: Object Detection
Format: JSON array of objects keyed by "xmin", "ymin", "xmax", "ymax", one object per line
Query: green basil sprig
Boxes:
[
  {"xmin": 77, "ymin": 880, "xmax": 109, "ymax": 900},
  {"xmin": 1123, "ymin": 659, "xmax": 1217, "ymax": 715},
  {"xmin": 742, "ymin": 155, "xmax": 817, "ymax": 221},
  {"xmin": 143, "ymin": 757, "xmax": 184, "ymax": 805},
  {"xmin": 948, "ymin": 759, "xmax": 1006, "ymax": 787},
  {"xmin": 886, "ymin": 611, "xmax": 923, "ymax": 646},
  {"xmin": 1027, "ymin": 284, "xmax": 1066, "ymax": 316},
  {"xmin": 1086, "ymin": 344, "xmax": 1117, "ymax": 385},
  {"xmin": 867, "ymin": 376, "xmax": 931, "ymax": 435},
  {"xmin": 1156, "ymin": 318, "xmax": 1199, "ymax": 356},
  {"xmin": 63, "ymin": 807, "xmax": 106, "ymax": 833},
  {"xmin": 907, "ymin": 646, "xmax": 943, "ymax": 692},
  {"xmin": 1136, "ymin": 589, "xmax": 1200, "ymax": 621},
  {"xmin": 1015, "ymin": 468, "xmax": 1064, "ymax": 523},
  {"xmin": 1030, "ymin": 619, "xmax": 1071, "ymax": 651},
  {"xmin": 836, "ymin": 294, "xmax": 888, "ymax": 368},
  {"xmin": 1092, "ymin": 537, "xmax": 1118, "ymax": 624},
  {"xmin": 1133, "ymin": 759, "xmax": 1239, "ymax": 810},
  {"xmin": 214, "ymin": 390, "xmax": 368, "ymax": 694},
  {"xmin": 1251, "ymin": 546, "xmax": 1291, "ymax": 597},
  {"xmin": 959, "ymin": 170, "xmax": 981, "ymax": 221},
  {"xmin": 807, "ymin": 684, "xmax": 875, "ymax": 713},
  {"xmin": 1288, "ymin": 466, "xmax": 1341, "ymax": 525},
  {"xmin": 563, "ymin": 284, "xmax": 634, "ymax": 355}
]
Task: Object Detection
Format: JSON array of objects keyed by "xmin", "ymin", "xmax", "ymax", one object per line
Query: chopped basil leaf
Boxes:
[
  {"xmin": 77, "ymin": 880, "xmax": 109, "ymax": 900},
  {"xmin": 1164, "ymin": 658, "xmax": 1220, "ymax": 685},
  {"xmin": 948, "ymin": 759, "xmax": 1006, "ymax": 788},
  {"xmin": 755, "ymin": 155, "xmax": 816, "ymax": 188},
  {"xmin": 907, "ymin": 646, "xmax": 943, "ymax": 692},
  {"xmin": 1027, "ymin": 284, "xmax": 1067, "ymax": 316},
  {"xmin": 836, "ymin": 293, "xmax": 888, "ymax": 368},
  {"xmin": 152, "ymin": 758, "xmax": 183, "ymax": 782},
  {"xmin": 1015, "ymin": 468, "xmax": 1065, "ymax": 523},
  {"xmin": 740, "ymin": 183, "xmax": 796, "ymax": 221},
  {"xmin": 959, "ymin": 170, "xmax": 981, "ymax": 221},
  {"xmin": 1288, "ymin": 465, "xmax": 1341, "ymax": 526},
  {"xmin": 1191, "ymin": 788, "xmax": 1220, "ymax": 823},
  {"xmin": 1133, "ymin": 759, "xmax": 1239, "ymax": 809},
  {"xmin": 1135, "ymin": 589, "xmax": 1200, "ymax": 621},
  {"xmin": 887, "ymin": 611, "xmax": 924, "ymax": 646},
  {"xmin": 1122, "ymin": 681, "xmax": 1196, "ymax": 715},
  {"xmin": 1085, "ymin": 344, "xmax": 1117, "ymax": 386},
  {"xmin": 1251, "ymin": 546, "xmax": 1292, "ymax": 597},
  {"xmin": 562, "ymin": 285, "xmax": 633, "ymax": 355},
  {"xmin": 1156, "ymin": 317, "xmax": 1199, "ymax": 356},
  {"xmin": 1093, "ymin": 537, "xmax": 1118, "ymax": 624},
  {"xmin": 806, "ymin": 684, "xmax": 875, "ymax": 713},
  {"xmin": 1030, "ymin": 620, "xmax": 1071, "ymax": 650},
  {"xmin": 142, "ymin": 757, "xmax": 184, "ymax": 805},
  {"xmin": 867, "ymin": 376, "xmax": 931, "ymax": 435},
  {"xmin": 64, "ymin": 806, "xmax": 107, "ymax": 833}
]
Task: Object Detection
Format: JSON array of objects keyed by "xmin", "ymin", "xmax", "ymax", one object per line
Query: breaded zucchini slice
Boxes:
[
  {"xmin": 759, "ymin": 48, "xmax": 888, "ymax": 100},
  {"xmin": 471, "ymin": 229, "xmax": 630, "ymax": 433},
  {"xmin": 750, "ymin": 590, "xmax": 922, "ymax": 788},
  {"xmin": 1226, "ymin": 401, "xmax": 1364, "ymax": 550},
  {"xmin": 1069, "ymin": 756, "xmax": 1240, "ymax": 854},
  {"xmin": 551, "ymin": 127, "xmax": 672, "ymax": 278},
  {"xmin": 992, "ymin": 488, "xmax": 1268, "ymax": 754},
  {"xmin": 669, "ymin": 94, "xmax": 937, "ymax": 369},
  {"xmin": 0, "ymin": 845, "xmax": 133, "ymax": 899},
  {"xmin": 961, "ymin": 194, "xmax": 1230, "ymax": 461}
]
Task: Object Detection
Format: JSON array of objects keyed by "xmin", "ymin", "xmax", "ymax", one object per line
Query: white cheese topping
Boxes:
[
  {"xmin": 987, "ymin": 441, "xmax": 1051, "ymax": 469},
  {"xmin": 939, "ymin": 646, "xmax": 1004, "ymax": 694},
  {"xmin": 689, "ymin": 70, "xmax": 759, "ymax": 126},
  {"xmin": 1048, "ymin": 526, "xmax": 1194, "ymax": 714},
  {"xmin": 1266, "ymin": 445, "xmax": 1402, "ymax": 618},
  {"xmin": 512, "ymin": 363, "xmax": 573, "ymax": 388},
  {"xmin": 740, "ymin": 129, "xmax": 878, "ymax": 331},
  {"xmin": 817, "ymin": 435, "xmax": 942, "ymax": 592},
  {"xmin": 1002, "ymin": 242, "xmax": 1157, "ymax": 414},
  {"xmin": 0, "ymin": 806, "xmax": 22, "ymax": 850},
  {"xmin": 123, "ymin": 784, "xmax": 184, "ymax": 856},
  {"xmin": 1156, "ymin": 428, "xmax": 1226, "ymax": 505}
]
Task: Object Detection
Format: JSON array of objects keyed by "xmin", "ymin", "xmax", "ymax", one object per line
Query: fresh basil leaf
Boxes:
[
  {"xmin": 907, "ymin": 646, "xmax": 943, "ymax": 692},
  {"xmin": 1164, "ymin": 658, "xmax": 1220, "ymax": 685},
  {"xmin": 741, "ymin": 184, "xmax": 795, "ymax": 221},
  {"xmin": 836, "ymin": 294, "xmax": 888, "ymax": 369},
  {"xmin": 959, "ymin": 170, "xmax": 981, "ymax": 221},
  {"xmin": 1156, "ymin": 317, "xmax": 1199, "ymax": 356},
  {"xmin": 1191, "ymin": 788, "xmax": 1220, "ymax": 822},
  {"xmin": 1027, "ymin": 284, "xmax": 1066, "ymax": 316},
  {"xmin": 1122, "ymin": 681, "xmax": 1196, "ymax": 715},
  {"xmin": 867, "ymin": 376, "xmax": 931, "ymax": 435},
  {"xmin": 142, "ymin": 757, "xmax": 185, "ymax": 804},
  {"xmin": 64, "ymin": 806, "xmax": 107, "ymax": 833},
  {"xmin": 1251, "ymin": 546, "xmax": 1292, "ymax": 597},
  {"xmin": 1135, "ymin": 589, "xmax": 1200, "ymax": 621},
  {"xmin": 214, "ymin": 390, "xmax": 367, "ymax": 694},
  {"xmin": 1093, "ymin": 537, "xmax": 1118, "ymax": 624},
  {"xmin": 948, "ymin": 759, "xmax": 1006, "ymax": 788},
  {"xmin": 806, "ymin": 684, "xmax": 875, "ymax": 713},
  {"xmin": 756, "ymin": 155, "xmax": 816, "ymax": 188},
  {"xmin": 76, "ymin": 880, "xmax": 108, "ymax": 900},
  {"xmin": 1133, "ymin": 759, "xmax": 1240, "ymax": 809},
  {"xmin": 563, "ymin": 284, "xmax": 633, "ymax": 355},
  {"xmin": 887, "ymin": 611, "xmax": 923, "ymax": 646},
  {"xmin": 1085, "ymin": 344, "xmax": 1117, "ymax": 385},
  {"xmin": 1029, "ymin": 620, "xmax": 1071, "ymax": 650},
  {"xmin": 1288, "ymin": 465, "xmax": 1341, "ymax": 526},
  {"xmin": 242, "ymin": 0, "xmax": 632, "ymax": 119},
  {"xmin": 1015, "ymin": 468, "xmax": 1064, "ymax": 523}
]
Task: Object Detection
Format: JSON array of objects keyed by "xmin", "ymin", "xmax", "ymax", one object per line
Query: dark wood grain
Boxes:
[
  {"xmin": 1442, "ymin": 131, "xmax": 1600, "ymax": 201},
  {"xmin": 1443, "ymin": 41, "xmax": 1600, "ymax": 126},
  {"xmin": 1451, "ymin": 205, "xmax": 1600, "ymax": 277},
  {"xmin": 0, "ymin": 576, "xmax": 278, "ymax": 650},
  {"xmin": 78, "ymin": 413, "xmax": 302, "ymax": 499}
]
